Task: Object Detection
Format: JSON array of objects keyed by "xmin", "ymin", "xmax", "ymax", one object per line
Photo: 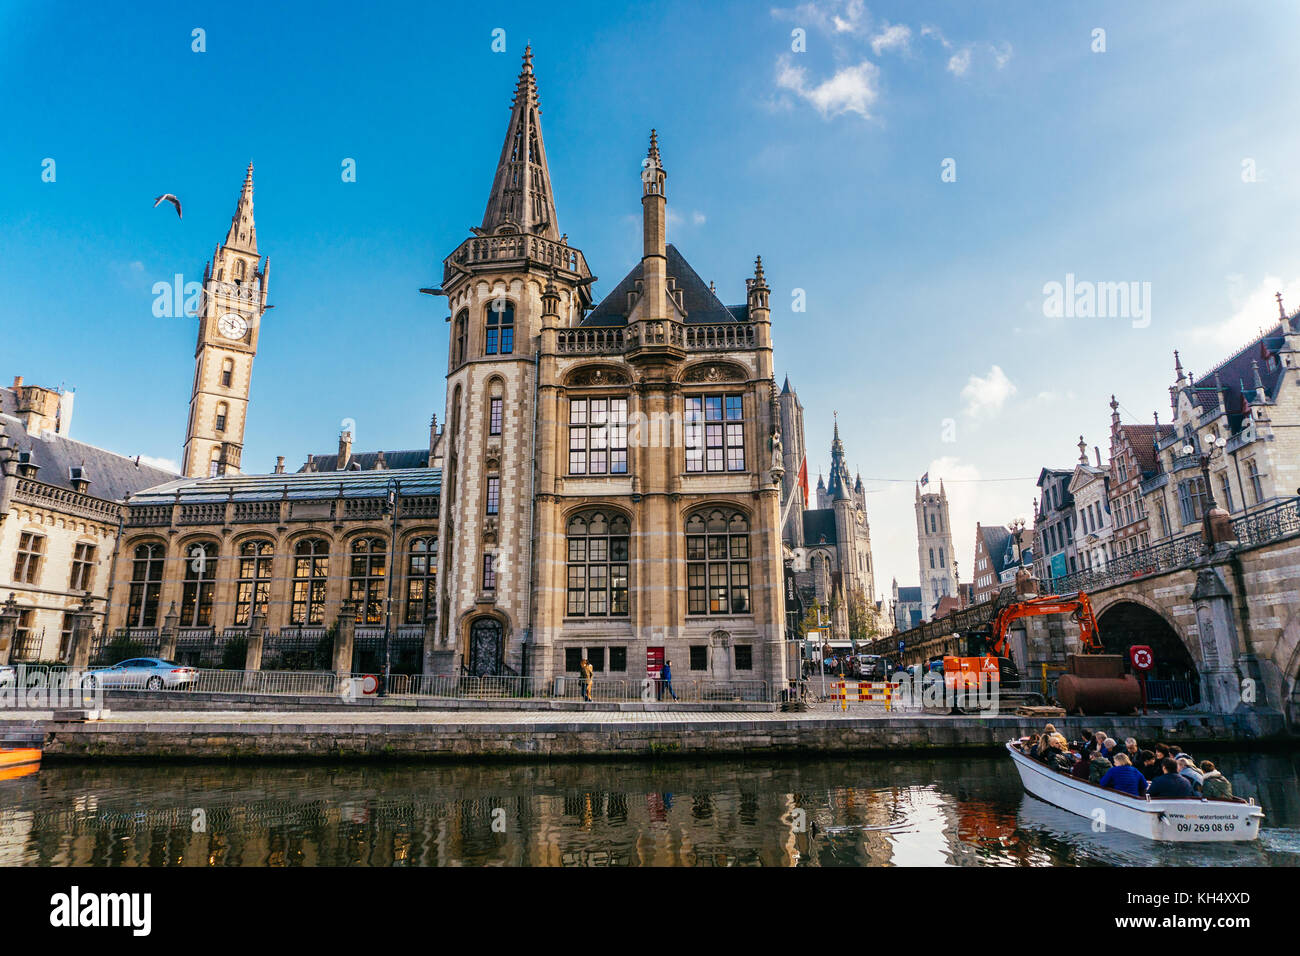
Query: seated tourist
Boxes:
[
  {"xmin": 1199, "ymin": 761, "xmax": 1234, "ymax": 800},
  {"xmin": 1102, "ymin": 737, "xmax": 1120, "ymax": 759},
  {"xmin": 1088, "ymin": 750, "xmax": 1112, "ymax": 784},
  {"xmin": 1071, "ymin": 749, "xmax": 1091, "ymax": 779},
  {"xmin": 1098, "ymin": 753, "xmax": 1148, "ymax": 798},
  {"xmin": 1154, "ymin": 743, "xmax": 1172, "ymax": 763},
  {"xmin": 1137, "ymin": 750, "xmax": 1160, "ymax": 781},
  {"xmin": 1148, "ymin": 758, "xmax": 1195, "ymax": 798},
  {"xmin": 1125, "ymin": 737, "xmax": 1139, "ymax": 759},
  {"xmin": 1177, "ymin": 757, "xmax": 1204, "ymax": 791}
]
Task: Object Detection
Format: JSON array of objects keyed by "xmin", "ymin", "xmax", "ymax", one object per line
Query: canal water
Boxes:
[{"xmin": 2, "ymin": 750, "xmax": 1297, "ymax": 866}]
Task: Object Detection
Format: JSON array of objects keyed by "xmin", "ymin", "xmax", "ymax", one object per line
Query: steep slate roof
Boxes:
[
  {"xmin": 1118, "ymin": 423, "xmax": 1173, "ymax": 475},
  {"xmin": 1188, "ymin": 313, "xmax": 1297, "ymax": 431},
  {"xmin": 301, "ymin": 449, "xmax": 431, "ymax": 472},
  {"xmin": 0, "ymin": 412, "xmax": 178, "ymax": 501},
  {"xmin": 896, "ymin": 586, "xmax": 921, "ymax": 602},
  {"xmin": 582, "ymin": 244, "xmax": 748, "ymax": 327},
  {"xmin": 802, "ymin": 509, "xmax": 837, "ymax": 545},
  {"xmin": 128, "ymin": 467, "xmax": 441, "ymax": 504},
  {"xmin": 978, "ymin": 524, "xmax": 1013, "ymax": 577}
]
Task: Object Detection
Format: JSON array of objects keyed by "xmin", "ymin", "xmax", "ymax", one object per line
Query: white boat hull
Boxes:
[{"xmin": 1007, "ymin": 742, "xmax": 1263, "ymax": 843}]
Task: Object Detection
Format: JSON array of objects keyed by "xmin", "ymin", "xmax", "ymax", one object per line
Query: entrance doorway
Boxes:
[{"xmin": 468, "ymin": 618, "xmax": 503, "ymax": 676}]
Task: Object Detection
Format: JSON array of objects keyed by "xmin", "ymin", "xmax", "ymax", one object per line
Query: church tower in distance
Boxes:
[
  {"xmin": 182, "ymin": 163, "xmax": 270, "ymax": 477},
  {"xmin": 915, "ymin": 479, "xmax": 957, "ymax": 621}
]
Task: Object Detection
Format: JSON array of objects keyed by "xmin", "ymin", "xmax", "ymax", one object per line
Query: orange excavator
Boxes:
[{"xmin": 944, "ymin": 590, "xmax": 1139, "ymax": 714}]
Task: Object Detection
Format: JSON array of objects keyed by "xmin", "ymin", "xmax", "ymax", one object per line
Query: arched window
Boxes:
[
  {"xmin": 180, "ymin": 541, "xmax": 218, "ymax": 627},
  {"xmin": 234, "ymin": 259, "xmax": 246, "ymax": 282},
  {"xmin": 485, "ymin": 301, "xmax": 514, "ymax": 355},
  {"xmin": 686, "ymin": 508, "xmax": 750, "ymax": 615},
  {"xmin": 220, "ymin": 358, "xmax": 234, "ymax": 388},
  {"xmin": 208, "ymin": 447, "xmax": 222, "ymax": 477},
  {"xmin": 938, "ymin": 548, "xmax": 945, "ymax": 568},
  {"xmin": 454, "ymin": 310, "xmax": 468, "ymax": 366},
  {"xmin": 215, "ymin": 401, "xmax": 229, "ymax": 433},
  {"xmin": 291, "ymin": 538, "xmax": 329, "ymax": 625},
  {"xmin": 929, "ymin": 548, "xmax": 935, "ymax": 569},
  {"xmin": 566, "ymin": 511, "xmax": 630, "ymax": 616},
  {"xmin": 404, "ymin": 536, "xmax": 438, "ymax": 624},
  {"xmin": 349, "ymin": 537, "xmax": 387, "ymax": 624},
  {"xmin": 234, "ymin": 540, "xmax": 274, "ymax": 625},
  {"xmin": 127, "ymin": 543, "xmax": 165, "ymax": 628}
]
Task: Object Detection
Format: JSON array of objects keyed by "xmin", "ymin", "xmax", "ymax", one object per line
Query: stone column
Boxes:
[
  {"xmin": 158, "ymin": 602, "xmax": 179, "ymax": 660},
  {"xmin": 333, "ymin": 600, "xmax": 357, "ymax": 677},
  {"xmin": 423, "ymin": 619, "xmax": 455, "ymax": 675},
  {"xmin": 244, "ymin": 612, "xmax": 266, "ymax": 672},
  {"xmin": 67, "ymin": 596, "xmax": 96, "ymax": 670},
  {"xmin": 0, "ymin": 593, "xmax": 19, "ymax": 665},
  {"xmin": 1191, "ymin": 563, "xmax": 1248, "ymax": 713}
]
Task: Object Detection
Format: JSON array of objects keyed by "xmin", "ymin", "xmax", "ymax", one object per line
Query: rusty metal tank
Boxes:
[{"xmin": 1056, "ymin": 654, "xmax": 1142, "ymax": 715}]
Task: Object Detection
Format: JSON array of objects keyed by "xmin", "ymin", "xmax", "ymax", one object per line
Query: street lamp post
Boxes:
[
  {"xmin": 1181, "ymin": 436, "xmax": 1231, "ymax": 554},
  {"xmin": 380, "ymin": 478, "xmax": 401, "ymax": 696}
]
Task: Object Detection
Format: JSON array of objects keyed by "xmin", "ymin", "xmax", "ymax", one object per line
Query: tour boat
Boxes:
[
  {"xmin": 1007, "ymin": 741, "xmax": 1263, "ymax": 843},
  {"xmin": 0, "ymin": 747, "xmax": 42, "ymax": 781}
]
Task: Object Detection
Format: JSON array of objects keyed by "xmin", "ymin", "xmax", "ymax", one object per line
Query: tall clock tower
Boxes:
[{"xmin": 182, "ymin": 163, "xmax": 271, "ymax": 478}]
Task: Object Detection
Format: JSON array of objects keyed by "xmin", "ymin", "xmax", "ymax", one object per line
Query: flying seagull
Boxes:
[{"xmin": 153, "ymin": 193, "xmax": 182, "ymax": 219}]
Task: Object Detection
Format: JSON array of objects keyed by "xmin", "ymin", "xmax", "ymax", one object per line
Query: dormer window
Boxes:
[
  {"xmin": 16, "ymin": 451, "xmax": 37, "ymax": 479},
  {"xmin": 68, "ymin": 466, "xmax": 90, "ymax": 494}
]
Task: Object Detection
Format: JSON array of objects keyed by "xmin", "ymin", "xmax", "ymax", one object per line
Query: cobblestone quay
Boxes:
[{"xmin": 0, "ymin": 709, "xmax": 1288, "ymax": 761}]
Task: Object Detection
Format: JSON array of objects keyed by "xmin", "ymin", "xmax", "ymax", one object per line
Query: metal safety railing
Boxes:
[{"xmin": 13, "ymin": 667, "xmax": 774, "ymax": 704}]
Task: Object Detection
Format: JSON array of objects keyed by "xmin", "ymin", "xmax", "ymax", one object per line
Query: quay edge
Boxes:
[{"xmin": 8, "ymin": 711, "xmax": 1294, "ymax": 762}]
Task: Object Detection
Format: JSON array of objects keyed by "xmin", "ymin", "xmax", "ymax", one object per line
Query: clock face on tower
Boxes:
[{"xmin": 217, "ymin": 312, "xmax": 249, "ymax": 340}]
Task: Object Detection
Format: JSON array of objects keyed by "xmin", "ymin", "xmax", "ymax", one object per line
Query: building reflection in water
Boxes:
[{"xmin": 1, "ymin": 753, "xmax": 1297, "ymax": 867}]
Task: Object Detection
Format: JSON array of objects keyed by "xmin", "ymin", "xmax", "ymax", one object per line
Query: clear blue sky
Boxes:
[{"xmin": 3, "ymin": 0, "xmax": 1299, "ymax": 597}]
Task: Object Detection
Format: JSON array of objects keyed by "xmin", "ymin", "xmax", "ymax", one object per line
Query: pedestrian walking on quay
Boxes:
[
  {"xmin": 661, "ymin": 659, "xmax": 679, "ymax": 701},
  {"xmin": 580, "ymin": 658, "xmax": 594, "ymax": 702}
]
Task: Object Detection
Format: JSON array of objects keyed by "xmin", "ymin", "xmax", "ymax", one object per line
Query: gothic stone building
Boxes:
[
  {"xmin": 433, "ymin": 49, "xmax": 787, "ymax": 687},
  {"xmin": 1, "ymin": 377, "xmax": 175, "ymax": 662},
  {"xmin": 95, "ymin": 49, "xmax": 789, "ymax": 688}
]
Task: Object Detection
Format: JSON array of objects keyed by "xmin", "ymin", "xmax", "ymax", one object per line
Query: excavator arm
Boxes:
[{"xmin": 986, "ymin": 592, "xmax": 1103, "ymax": 658}]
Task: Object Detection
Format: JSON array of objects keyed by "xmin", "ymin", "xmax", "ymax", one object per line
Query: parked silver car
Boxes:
[{"xmin": 83, "ymin": 658, "xmax": 197, "ymax": 690}]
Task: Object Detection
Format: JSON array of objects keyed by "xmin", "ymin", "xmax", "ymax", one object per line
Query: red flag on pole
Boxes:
[{"xmin": 797, "ymin": 456, "xmax": 809, "ymax": 507}]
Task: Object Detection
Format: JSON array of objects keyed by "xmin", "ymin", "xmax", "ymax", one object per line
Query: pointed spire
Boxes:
[
  {"xmin": 224, "ymin": 162, "xmax": 257, "ymax": 253},
  {"xmin": 1174, "ymin": 350, "xmax": 1186, "ymax": 385},
  {"xmin": 1278, "ymin": 291, "xmax": 1287, "ymax": 320},
  {"xmin": 648, "ymin": 128, "xmax": 662, "ymax": 165},
  {"xmin": 753, "ymin": 255, "xmax": 767, "ymax": 286},
  {"xmin": 781, "ymin": 374, "xmax": 792, "ymax": 395},
  {"xmin": 828, "ymin": 414, "xmax": 852, "ymax": 502},
  {"xmin": 1078, "ymin": 435, "xmax": 1088, "ymax": 465},
  {"xmin": 480, "ymin": 46, "xmax": 560, "ymax": 239},
  {"xmin": 1252, "ymin": 359, "xmax": 1265, "ymax": 393}
]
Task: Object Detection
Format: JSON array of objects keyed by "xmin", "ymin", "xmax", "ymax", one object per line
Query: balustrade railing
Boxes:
[
  {"xmin": 556, "ymin": 328, "xmax": 625, "ymax": 354},
  {"xmin": 685, "ymin": 323, "xmax": 755, "ymax": 351},
  {"xmin": 1231, "ymin": 497, "xmax": 1300, "ymax": 548}
]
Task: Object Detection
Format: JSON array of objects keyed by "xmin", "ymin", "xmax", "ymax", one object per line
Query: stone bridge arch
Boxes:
[{"xmin": 1092, "ymin": 588, "xmax": 1201, "ymax": 703}]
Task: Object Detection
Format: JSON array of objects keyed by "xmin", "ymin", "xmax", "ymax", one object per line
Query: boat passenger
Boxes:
[
  {"xmin": 1137, "ymin": 750, "xmax": 1160, "ymax": 781},
  {"xmin": 1154, "ymin": 743, "xmax": 1172, "ymax": 762},
  {"xmin": 1098, "ymin": 753, "xmax": 1148, "ymax": 798},
  {"xmin": 1102, "ymin": 737, "xmax": 1120, "ymax": 759},
  {"xmin": 1177, "ymin": 757, "xmax": 1204, "ymax": 791},
  {"xmin": 1070, "ymin": 750, "xmax": 1091, "ymax": 780},
  {"xmin": 1147, "ymin": 758, "xmax": 1195, "ymax": 798},
  {"xmin": 1199, "ymin": 761, "xmax": 1234, "ymax": 800},
  {"xmin": 1124, "ymin": 737, "xmax": 1139, "ymax": 759},
  {"xmin": 1088, "ymin": 750, "xmax": 1112, "ymax": 784}
]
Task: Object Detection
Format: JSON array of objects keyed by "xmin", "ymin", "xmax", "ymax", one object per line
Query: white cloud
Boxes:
[
  {"xmin": 136, "ymin": 454, "xmax": 180, "ymax": 474},
  {"xmin": 991, "ymin": 41, "xmax": 1013, "ymax": 69},
  {"xmin": 961, "ymin": 365, "xmax": 1017, "ymax": 418},
  {"xmin": 870, "ymin": 23, "xmax": 910, "ymax": 54},
  {"xmin": 777, "ymin": 57, "xmax": 881, "ymax": 119},
  {"xmin": 947, "ymin": 47, "xmax": 973, "ymax": 76},
  {"xmin": 1189, "ymin": 275, "xmax": 1300, "ymax": 351},
  {"xmin": 920, "ymin": 24, "xmax": 952, "ymax": 49},
  {"xmin": 772, "ymin": 0, "xmax": 866, "ymax": 35}
]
